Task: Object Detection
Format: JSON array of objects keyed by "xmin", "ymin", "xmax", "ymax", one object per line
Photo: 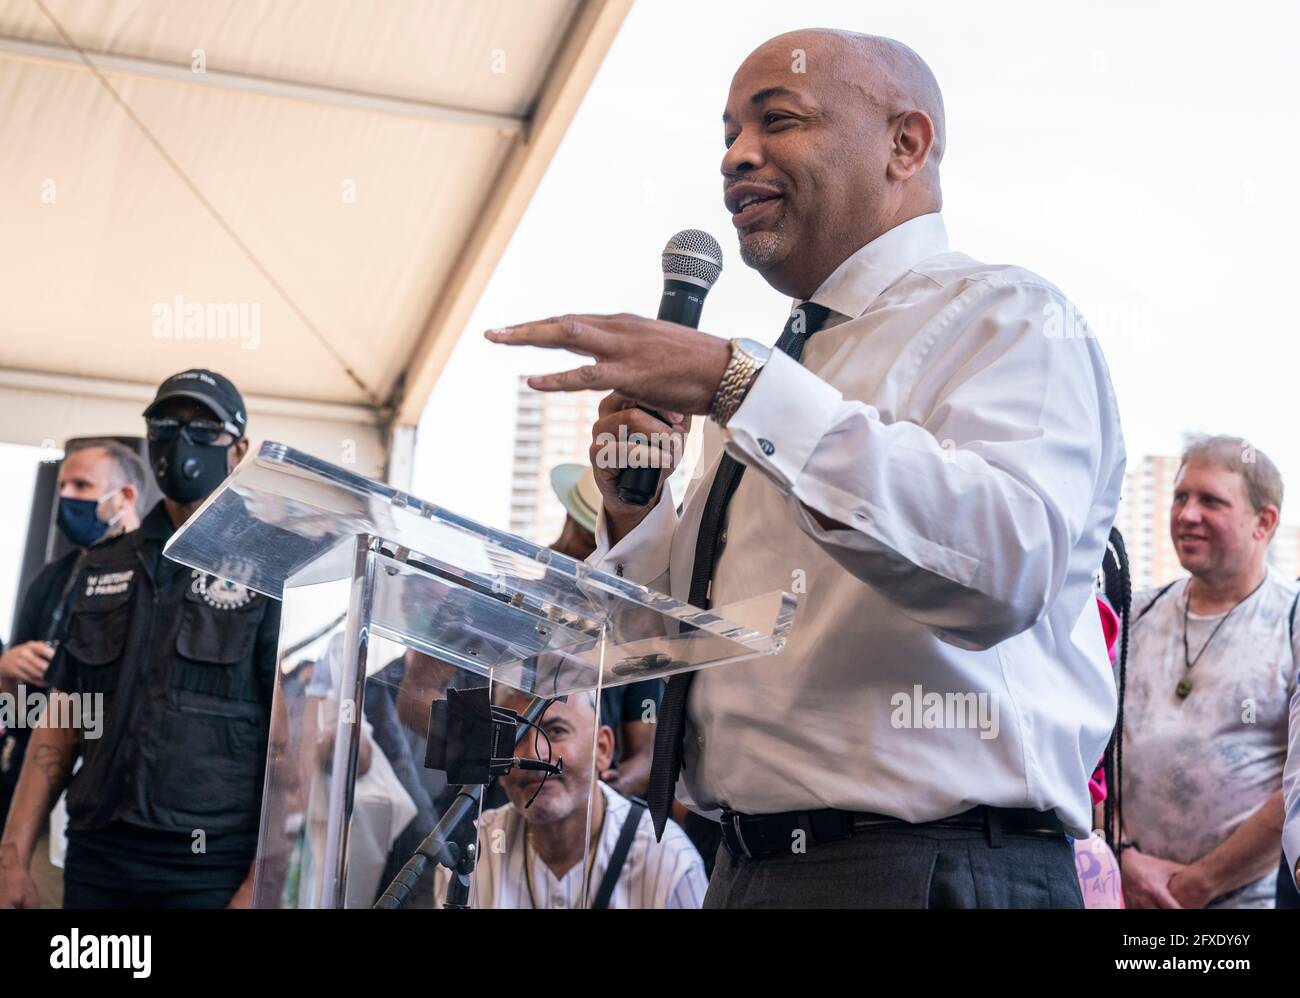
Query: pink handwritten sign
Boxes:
[{"xmin": 1074, "ymin": 832, "xmax": 1124, "ymax": 908}]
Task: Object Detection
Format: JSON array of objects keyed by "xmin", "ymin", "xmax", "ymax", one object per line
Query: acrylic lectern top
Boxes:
[{"xmin": 163, "ymin": 442, "xmax": 797, "ymax": 696}]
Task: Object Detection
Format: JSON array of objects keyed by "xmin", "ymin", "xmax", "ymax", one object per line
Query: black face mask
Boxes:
[{"xmin": 149, "ymin": 434, "xmax": 233, "ymax": 503}]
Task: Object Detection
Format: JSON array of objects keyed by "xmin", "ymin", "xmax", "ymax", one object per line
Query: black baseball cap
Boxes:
[{"xmin": 143, "ymin": 369, "xmax": 247, "ymax": 437}]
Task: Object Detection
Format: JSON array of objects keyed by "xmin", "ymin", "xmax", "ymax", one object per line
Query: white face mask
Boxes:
[{"xmin": 95, "ymin": 484, "xmax": 126, "ymax": 528}]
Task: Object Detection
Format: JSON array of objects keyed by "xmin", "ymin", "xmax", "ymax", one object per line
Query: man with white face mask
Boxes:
[{"xmin": 0, "ymin": 439, "xmax": 144, "ymax": 904}]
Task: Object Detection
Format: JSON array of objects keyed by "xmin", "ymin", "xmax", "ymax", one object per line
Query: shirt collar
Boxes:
[
  {"xmin": 805, "ymin": 211, "xmax": 949, "ymax": 320},
  {"xmin": 516, "ymin": 781, "xmax": 625, "ymax": 887}
]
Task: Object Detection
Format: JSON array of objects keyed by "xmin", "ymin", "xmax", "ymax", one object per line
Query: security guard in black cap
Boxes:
[{"xmin": 0, "ymin": 369, "xmax": 280, "ymax": 909}]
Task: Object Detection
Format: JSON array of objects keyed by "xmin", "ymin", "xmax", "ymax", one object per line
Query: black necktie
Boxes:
[{"xmin": 646, "ymin": 301, "xmax": 832, "ymax": 839}]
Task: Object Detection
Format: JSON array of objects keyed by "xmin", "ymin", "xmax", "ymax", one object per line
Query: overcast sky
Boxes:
[
  {"xmin": 4, "ymin": 0, "xmax": 1299, "ymax": 627},
  {"xmin": 411, "ymin": 0, "xmax": 1300, "ymax": 533}
]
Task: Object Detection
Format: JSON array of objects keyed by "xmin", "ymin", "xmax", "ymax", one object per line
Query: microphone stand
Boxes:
[{"xmin": 374, "ymin": 694, "xmax": 555, "ymax": 909}]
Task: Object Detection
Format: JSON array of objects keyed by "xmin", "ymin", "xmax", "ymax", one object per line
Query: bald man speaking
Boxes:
[{"xmin": 487, "ymin": 29, "xmax": 1125, "ymax": 908}]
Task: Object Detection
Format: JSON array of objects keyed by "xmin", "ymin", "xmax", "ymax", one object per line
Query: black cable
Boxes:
[
  {"xmin": 375, "ymin": 695, "xmax": 556, "ymax": 909},
  {"xmin": 516, "ymin": 707, "xmax": 556, "ymax": 808},
  {"xmin": 1101, "ymin": 527, "xmax": 1131, "ymax": 854}
]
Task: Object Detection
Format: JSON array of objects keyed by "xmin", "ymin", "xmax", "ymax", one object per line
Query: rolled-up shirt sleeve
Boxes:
[{"xmin": 724, "ymin": 279, "xmax": 1117, "ymax": 650}]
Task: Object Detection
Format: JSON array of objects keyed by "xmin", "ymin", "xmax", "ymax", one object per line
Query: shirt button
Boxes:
[
  {"xmin": 615, "ymin": 563, "xmax": 625, "ymax": 577},
  {"xmin": 552, "ymin": 894, "xmax": 565, "ymax": 907},
  {"xmin": 696, "ymin": 733, "xmax": 706, "ymax": 748},
  {"xmin": 758, "ymin": 438, "xmax": 775, "ymax": 456}
]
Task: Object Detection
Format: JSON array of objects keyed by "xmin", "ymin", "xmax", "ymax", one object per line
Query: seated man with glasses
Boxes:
[
  {"xmin": 431, "ymin": 690, "xmax": 707, "ymax": 909},
  {"xmin": 1, "ymin": 369, "xmax": 282, "ymax": 909}
]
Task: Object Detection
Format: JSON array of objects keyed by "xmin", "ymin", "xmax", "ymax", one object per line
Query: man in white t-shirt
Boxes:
[
  {"xmin": 432, "ymin": 690, "xmax": 706, "ymax": 909},
  {"xmin": 1121, "ymin": 436, "xmax": 1299, "ymax": 908}
]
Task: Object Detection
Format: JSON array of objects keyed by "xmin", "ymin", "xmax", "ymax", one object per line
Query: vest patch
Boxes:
[
  {"xmin": 84, "ymin": 569, "xmax": 134, "ymax": 597},
  {"xmin": 190, "ymin": 571, "xmax": 255, "ymax": 610}
]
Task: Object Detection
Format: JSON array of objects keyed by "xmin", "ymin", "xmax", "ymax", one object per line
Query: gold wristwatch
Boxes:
[{"xmin": 710, "ymin": 338, "xmax": 771, "ymax": 426}]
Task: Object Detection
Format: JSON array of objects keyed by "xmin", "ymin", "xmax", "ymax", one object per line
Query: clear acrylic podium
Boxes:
[{"xmin": 163, "ymin": 442, "xmax": 797, "ymax": 909}]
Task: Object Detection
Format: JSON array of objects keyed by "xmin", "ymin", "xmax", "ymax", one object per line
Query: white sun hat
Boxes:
[{"xmin": 549, "ymin": 462, "xmax": 600, "ymax": 535}]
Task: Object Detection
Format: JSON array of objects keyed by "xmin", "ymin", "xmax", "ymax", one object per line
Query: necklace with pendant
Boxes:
[{"xmin": 1178, "ymin": 576, "xmax": 1266, "ymax": 699}]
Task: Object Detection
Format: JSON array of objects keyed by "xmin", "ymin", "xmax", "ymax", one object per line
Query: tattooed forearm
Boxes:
[
  {"xmin": 0, "ymin": 727, "xmax": 78, "ymax": 875},
  {"xmin": 31, "ymin": 740, "xmax": 75, "ymax": 795}
]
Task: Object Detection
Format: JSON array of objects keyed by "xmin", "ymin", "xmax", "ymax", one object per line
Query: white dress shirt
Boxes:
[
  {"xmin": 431, "ymin": 782, "xmax": 707, "ymax": 908},
  {"xmin": 592, "ymin": 212, "xmax": 1126, "ymax": 837}
]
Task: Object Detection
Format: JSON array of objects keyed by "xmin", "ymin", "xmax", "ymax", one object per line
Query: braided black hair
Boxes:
[{"xmin": 1100, "ymin": 526, "xmax": 1131, "ymax": 853}]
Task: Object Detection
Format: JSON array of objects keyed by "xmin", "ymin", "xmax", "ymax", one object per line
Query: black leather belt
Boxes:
[{"xmin": 718, "ymin": 805, "xmax": 1067, "ymax": 860}]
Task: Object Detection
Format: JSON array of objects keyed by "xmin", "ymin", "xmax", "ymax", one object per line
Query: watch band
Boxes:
[{"xmin": 710, "ymin": 339, "xmax": 763, "ymax": 426}]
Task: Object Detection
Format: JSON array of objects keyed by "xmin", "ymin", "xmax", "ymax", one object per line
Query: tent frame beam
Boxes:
[
  {"xmin": 0, "ymin": 368, "xmax": 383, "ymax": 427},
  {"xmin": 0, "ymin": 34, "xmax": 525, "ymax": 133}
]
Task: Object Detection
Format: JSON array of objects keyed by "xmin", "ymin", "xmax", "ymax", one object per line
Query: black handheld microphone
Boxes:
[{"xmin": 615, "ymin": 229, "xmax": 724, "ymax": 506}]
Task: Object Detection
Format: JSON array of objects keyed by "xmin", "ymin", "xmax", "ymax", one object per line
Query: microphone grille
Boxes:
[{"xmin": 662, "ymin": 229, "xmax": 723, "ymax": 288}]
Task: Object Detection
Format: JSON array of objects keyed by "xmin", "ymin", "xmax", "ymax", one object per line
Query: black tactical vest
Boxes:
[{"xmin": 50, "ymin": 501, "xmax": 280, "ymax": 837}]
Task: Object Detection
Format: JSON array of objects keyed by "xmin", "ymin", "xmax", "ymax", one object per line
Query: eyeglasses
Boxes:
[{"xmin": 145, "ymin": 416, "xmax": 238, "ymax": 445}]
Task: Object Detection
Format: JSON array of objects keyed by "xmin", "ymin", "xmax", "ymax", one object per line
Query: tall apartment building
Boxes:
[
  {"xmin": 1269, "ymin": 524, "xmax": 1300, "ymax": 581},
  {"xmin": 508, "ymin": 377, "xmax": 703, "ymax": 545},
  {"xmin": 1114, "ymin": 454, "xmax": 1183, "ymax": 592},
  {"xmin": 508, "ymin": 378, "xmax": 603, "ymax": 543}
]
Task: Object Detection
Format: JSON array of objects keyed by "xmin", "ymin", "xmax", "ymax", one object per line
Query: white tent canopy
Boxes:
[{"xmin": 0, "ymin": 0, "xmax": 629, "ymax": 479}]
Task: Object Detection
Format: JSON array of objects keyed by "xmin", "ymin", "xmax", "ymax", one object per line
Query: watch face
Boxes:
[{"xmin": 736, "ymin": 338, "xmax": 770, "ymax": 363}]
